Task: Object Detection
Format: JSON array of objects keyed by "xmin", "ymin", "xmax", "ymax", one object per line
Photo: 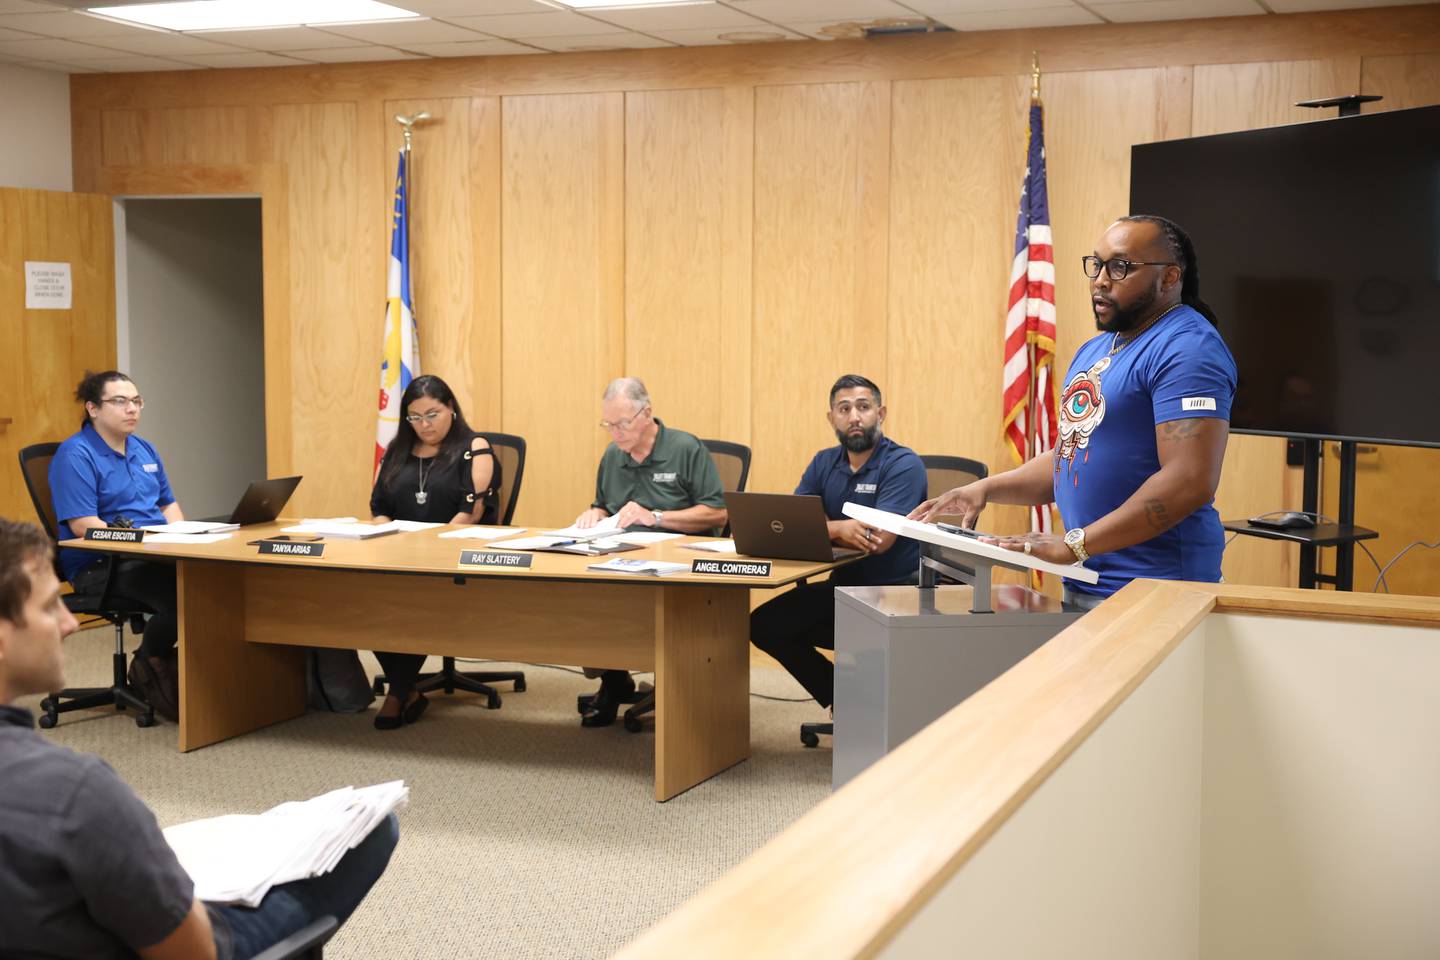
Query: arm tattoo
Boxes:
[
  {"xmin": 1160, "ymin": 419, "xmax": 1203, "ymax": 441},
  {"xmin": 1144, "ymin": 497, "xmax": 1172, "ymax": 532}
]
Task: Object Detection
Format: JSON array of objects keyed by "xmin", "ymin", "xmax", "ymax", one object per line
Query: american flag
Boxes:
[{"xmin": 1002, "ymin": 97, "xmax": 1059, "ymax": 540}]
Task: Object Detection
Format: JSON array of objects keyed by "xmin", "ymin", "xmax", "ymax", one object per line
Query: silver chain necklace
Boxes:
[
  {"xmin": 1110, "ymin": 303, "xmax": 1183, "ymax": 356},
  {"xmin": 415, "ymin": 456, "xmax": 432, "ymax": 506}
]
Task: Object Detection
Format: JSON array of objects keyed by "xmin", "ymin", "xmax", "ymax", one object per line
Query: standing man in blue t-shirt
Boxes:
[
  {"xmin": 751, "ymin": 375, "xmax": 928, "ymax": 710},
  {"xmin": 49, "ymin": 370, "xmax": 186, "ymax": 717},
  {"xmin": 912, "ymin": 216, "xmax": 1236, "ymax": 609}
]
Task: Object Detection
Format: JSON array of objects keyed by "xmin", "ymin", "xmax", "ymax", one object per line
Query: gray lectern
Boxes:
[{"xmin": 832, "ymin": 503, "xmax": 1100, "ymax": 790}]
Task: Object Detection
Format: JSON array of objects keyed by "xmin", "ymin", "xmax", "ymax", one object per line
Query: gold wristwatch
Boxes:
[{"xmin": 1064, "ymin": 527, "xmax": 1089, "ymax": 563}]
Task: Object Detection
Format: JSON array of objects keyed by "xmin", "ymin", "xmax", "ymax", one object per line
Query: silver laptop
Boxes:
[{"xmin": 724, "ymin": 492, "xmax": 861, "ymax": 562}]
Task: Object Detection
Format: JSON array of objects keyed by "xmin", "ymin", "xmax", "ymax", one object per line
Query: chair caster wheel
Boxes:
[
  {"xmin": 577, "ymin": 693, "xmax": 595, "ymax": 714},
  {"xmin": 136, "ymin": 713, "xmax": 156, "ymax": 728},
  {"xmin": 38, "ymin": 713, "xmax": 57, "ymax": 729},
  {"xmin": 372, "ymin": 678, "xmax": 386, "ymax": 696},
  {"xmin": 513, "ymin": 678, "xmax": 527, "ymax": 693},
  {"xmin": 486, "ymin": 692, "xmax": 501, "ymax": 709},
  {"xmin": 801, "ymin": 731, "xmax": 819, "ymax": 748},
  {"xmin": 623, "ymin": 714, "xmax": 643, "ymax": 733}
]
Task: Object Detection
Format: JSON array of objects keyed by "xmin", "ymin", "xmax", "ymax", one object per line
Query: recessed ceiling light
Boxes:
[
  {"xmin": 549, "ymin": 1, "xmax": 714, "ymax": 9},
  {"xmin": 87, "ymin": 0, "xmax": 423, "ymax": 32}
]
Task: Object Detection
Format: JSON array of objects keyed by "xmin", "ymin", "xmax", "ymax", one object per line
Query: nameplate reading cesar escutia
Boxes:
[
  {"xmin": 459, "ymin": 550, "xmax": 533, "ymax": 568},
  {"xmin": 691, "ymin": 558, "xmax": 772, "ymax": 578},
  {"xmin": 258, "ymin": 540, "xmax": 325, "ymax": 558},
  {"xmin": 84, "ymin": 528, "xmax": 144, "ymax": 543}
]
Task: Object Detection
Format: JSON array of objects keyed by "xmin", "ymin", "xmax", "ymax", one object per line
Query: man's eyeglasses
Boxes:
[
  {"xmin": 599, "ymin": 406, "xmax": 650, "ymax": 432},
  {"xmin": 1082, "ymin": 255, "xmax": 1176, "ymax": 281},
  {"xmin": 100, "ymin": 396, "xmax": 144, "ymax": 410},
  {"xmin": 404, "ymin": 409, "xmax": 449, "ymax": 425}
]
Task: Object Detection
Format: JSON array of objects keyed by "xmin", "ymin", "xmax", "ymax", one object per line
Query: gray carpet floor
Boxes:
[{"xmin": 17, "ymin": 626, "xmax": 833, "ymax": 959}]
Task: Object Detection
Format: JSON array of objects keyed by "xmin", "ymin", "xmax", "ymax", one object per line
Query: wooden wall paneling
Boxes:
[
  {"xmin": 624, "ymin": 88, "xmax": 729, "ymax": 441},
  {"xmin": 1362, "ymin": 52, "xmax": 1440, "ymax": 110},
  {"xmin": 750, "ymin": 81, "xmax": 891, "ymax": 497},
  {"xmin": 100, "ymin": 107, "xmax": 252, "ymax": 167},
  {"xmin": 719, "ymin": 86, "xmax": 754, "ymax": 448},
  {"xmin": 501, "ymin": 93, "xmax": 625, "ymax": 525},
  {"xmin": 885, "ymin": 75, "xmax": 1028, "ymax": 539},
  {"xmin": 383, "ymin": 97, "xmax": 503, "ymax": 434}
]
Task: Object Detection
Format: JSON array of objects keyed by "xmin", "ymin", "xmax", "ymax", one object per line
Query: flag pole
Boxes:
[{"xmin": 1026, "ymin": 54, "xmax": 1041, "ymax": 465}]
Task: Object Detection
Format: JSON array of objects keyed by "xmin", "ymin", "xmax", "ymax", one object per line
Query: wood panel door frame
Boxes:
[{"xmin": 98, "ymin": 164, "xmax": 292, "ymax": 481}]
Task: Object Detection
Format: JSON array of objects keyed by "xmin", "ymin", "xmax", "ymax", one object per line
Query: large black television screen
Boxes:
[{"xmin": 1130, "ymin": 104, "xmax": 1440, "ymax": 448}]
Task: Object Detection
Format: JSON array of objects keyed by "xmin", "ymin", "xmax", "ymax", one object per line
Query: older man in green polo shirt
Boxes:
[{"xmin": 573, "ymin": 376, "xmax": 727, "ymax": 727}]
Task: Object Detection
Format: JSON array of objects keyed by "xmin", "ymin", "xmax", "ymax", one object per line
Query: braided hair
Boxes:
[{"xmin": 1119, "ymin": 214, "xmax": 1219, "ymax": 327}]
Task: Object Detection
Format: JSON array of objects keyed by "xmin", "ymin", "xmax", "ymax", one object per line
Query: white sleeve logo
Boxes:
[{"xmin": 1182, "ymin": 397, "xmax": 1217, "ymax": 412}]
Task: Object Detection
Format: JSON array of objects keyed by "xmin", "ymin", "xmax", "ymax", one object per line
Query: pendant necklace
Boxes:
[{"xmin": 415, "ymin": 456, "xmax": 431, "ymax": 506}]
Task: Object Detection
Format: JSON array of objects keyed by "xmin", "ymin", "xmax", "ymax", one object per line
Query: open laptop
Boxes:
[
  {"xmin": 724, "ymin": 492, "xmax": 862, "ymax": 562},
  {"xmin": 196, "ymin": 476, "xmax": 303, "ymax": 525}
]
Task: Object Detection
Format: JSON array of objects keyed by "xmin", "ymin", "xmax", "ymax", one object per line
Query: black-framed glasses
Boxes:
[{"xmin": 1082, "ymin": 255, "xmax": 1176, "ymax": 281}]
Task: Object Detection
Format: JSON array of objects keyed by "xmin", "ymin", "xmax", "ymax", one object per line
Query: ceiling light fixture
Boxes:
[
  {"xmin": 86, "ymin": 0, "xmax": 423, "ymax": 32},
  {"xmin": 548, "ymin": 1, "xmax": 715, "ymax": 10}
]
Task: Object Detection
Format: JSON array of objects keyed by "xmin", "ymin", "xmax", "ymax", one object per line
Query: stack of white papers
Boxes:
[
  {"xmin": 612, "ymin": 531, "xmax": 683, "ymax": 545},
  {"xmin": 437, "ymin": 526, "xmax": 524, "ymax": 540},
  {"xmin": 163, "ymin": 781, "xmax": 409, "ymax": 908},
  {"xmin": 144, "ymin": 533, "xmax": 233, "ymax": 545},
  {"xmin": 142, "ymin": 521, "xmax": 239, "ymax": 534},
  {"xmin": 588, "ymin": 558, "xmax": 689, "ymax": 576},
  {"xmin": 542, "ymin": 516, "xmax": 620, "ymax": 540},
  {"xmin": 682, "ymin": 539, "xmax": 736, "ymax": 553},
  {"xmin": 281, "ymin": 520, "xmax": 402, "ymax": 539}
]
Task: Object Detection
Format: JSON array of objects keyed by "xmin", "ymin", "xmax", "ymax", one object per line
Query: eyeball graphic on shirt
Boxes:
[{"xmin": 1057, "ymin": 356, "xmax": 1110, "ymax": 481}]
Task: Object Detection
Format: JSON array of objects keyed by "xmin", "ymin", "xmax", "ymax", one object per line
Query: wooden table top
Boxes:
[{"xmin": 64, "ymin": 520, "xmax": 847, "ymax": 589}]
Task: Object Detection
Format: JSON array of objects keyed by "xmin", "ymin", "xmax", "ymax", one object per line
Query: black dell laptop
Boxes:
[
  {"xmin": 724, "ymin": 492, "xmax": 862, "ymax": 563},
  {"xmin": 213, "ymin": 476, "xmax": 303, "ymax": 525}
]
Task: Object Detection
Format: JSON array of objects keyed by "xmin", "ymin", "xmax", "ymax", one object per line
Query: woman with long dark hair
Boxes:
[{"xmin": 369, "ymin": 374, "xmax": 501, "ymax": 729}]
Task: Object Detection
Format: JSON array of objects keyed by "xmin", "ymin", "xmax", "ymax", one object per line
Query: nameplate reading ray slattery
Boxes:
[
  {"xmin": 691, "ymin": 558, "xmax": 772, "ymax": 578},
  {"xmin": 84, "ymin": 528, "xmax": 144, "ymax": 543},
  {"xmin": 459, "ymin": 550, "xmax": 533, "ymax": 568},
  {"xmin": 258, "ymin": 540, "xmax": 325, "ymax": 558}
]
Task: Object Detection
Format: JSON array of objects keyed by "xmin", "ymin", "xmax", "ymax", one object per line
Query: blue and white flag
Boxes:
[{"xmin": 375, "ymin": 150, "xmax": 420, "ymax": 475}]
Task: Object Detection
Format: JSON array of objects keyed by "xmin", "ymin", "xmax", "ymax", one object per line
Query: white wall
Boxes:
[
  {"xmin": 124, "ymin": 198, "xmax": 265, "ymax": 518},
  {"xmin": 0, "ymin": 63, "xmax": 72, "ymax": 192}
]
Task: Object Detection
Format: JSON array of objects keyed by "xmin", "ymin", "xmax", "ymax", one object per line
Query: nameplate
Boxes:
[
  {"xmin": 459, "ymin": 550, "xmax": 533, "ymax": 569},
  {"xmin": 84, "ymin": 528, "xmax": 144, "ymax": 543},
  {"xmin": 257, "ymin": 540, "xmax": 325, "ymax": 558},
  {"xmin": 691, "ymin": 558, "xmax": 772, "ymax": 578}
]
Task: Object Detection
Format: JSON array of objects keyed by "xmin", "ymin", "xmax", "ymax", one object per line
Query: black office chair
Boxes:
[
  {"xmin": 800, "ymin": 453, "xmax": 990, "ymax": 748},
  {"xmin": 17, "ymin": 443, "xmax": 157, "ymax": 729},
  {"xmin": 584, "ymin": 439, "xmax": 753, "ymax": 733},
  {"xmin": 250, "ymin": 915, "xmax": 338, "ymax": 960},
  {"xmin": 374, "ymin": 432, "xmax": 528, "ymax": 708}
]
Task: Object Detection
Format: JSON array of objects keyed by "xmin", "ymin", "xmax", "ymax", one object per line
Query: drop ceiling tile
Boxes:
[
  {"xmin": 8, "ymin": 58, "xmax": 102, "ymax": 72},
  {"xmin": 397, "ymin": 0, "xmax": 555, "ymax": 13},
  {"xmin": 782, "ymin": 15, "xmax": 931, "ymax": 38},
  {"xmin": 85, "ymin": 32, "xmax": 249, "ymax": 55},
  {"xmin": 63, "ymin": 55, "xmax": 203, "ymax": 71},
  {"xmin": 0, "ymin": 24, "xmax": 43, "ymax": 40},
  {"xmin": 646, "ymin": 24, "xmax": 802, "ymax": 44},
  {"xmin": 528, "ymin": 31, "xmax": 674, "ymax": 51},
  {"xmin": 0, "ymin": 10, "xmax": 167, "ymax": 37},
  {"xmin": 0, "ymin": 35, "xmax": 120, "ymax": 58},
  {"xmin": 898, "ymin": 0, "xmax": 1065, "ymax": 13},
  {"xmin": 0, "ymin": 1, "xmax": 58, "ymax": 13},
  {"xmin": 183, "ymin": 26, "xmax": 368, "ymax": 50},
  {"xmin": 445, "ymin": 10, "xmax": 629, "ymax": 38},
  {"xmin": 399, "ymin": 37, "xmax": 541, "ymax": 55},
  {"xmin": 316, "ymin": 18, "xmax": 488, "ymax": 44},
  {"xmin": 930, "ymin": 6, "xmax": 1101, "ymax": 29},
  {"xmin": 1265, "ymin": 0, "xmax": 1432, "ymax": 10},
  {"xmin": 287, "ymin": 45, "xmax": 428, "ymax": 62},
  {"xmin": 728, "ymin": 0, "xmax": 918, "ymax": 22},
  {"xmin": 580, "ymin": 3, "xmax": 772, "ymax": 31},
  {"xmin": 1092, "ymin": 0, "xmax": 1263, "ymax": 20},
  {"xmin": 171, "ymin": 50, "xmax": 315, "ymax": 67}
]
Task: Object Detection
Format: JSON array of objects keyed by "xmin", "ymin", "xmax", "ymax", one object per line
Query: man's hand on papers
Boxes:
[
  {"xmin": 574, "ymin": 508, "xmax": 610, "ymax": 529},
  {"xmin": 909, "ymin": 481, "xmax": 987, "ymax": 527},
  {"xmin": 979, "ymin": 532, "xmax": 1072, "ymax": 565},
  {"xmin": 828, "ymin": 519, "xmax": 879, "ymax": 554},
  {"xmin": 613, "ymin": 501, "xmax": 657, "ymax": 528}
]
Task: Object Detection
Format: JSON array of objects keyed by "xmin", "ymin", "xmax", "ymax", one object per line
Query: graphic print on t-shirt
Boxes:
[{"xmin": 1056, "ymin": 355, "xmax": 1110, "ymax": 486}]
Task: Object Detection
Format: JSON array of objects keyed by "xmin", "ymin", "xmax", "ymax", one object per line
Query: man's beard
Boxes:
[
  {"xmin": 1093, "ymin": 286, "xmax": 1159, "ymax": 333},
  {"xmin": 836, "ymin": 423, "xmax": 879, "ymax": 453}
]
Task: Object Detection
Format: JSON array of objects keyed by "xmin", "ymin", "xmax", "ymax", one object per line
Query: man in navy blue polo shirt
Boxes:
[
  {"xmin": 49, "ymin": 370, "xmax": 185, "ymax": 718},
  {"xmin": 750, "ymin": 375, "xmax": 928, "ymax": 711}
]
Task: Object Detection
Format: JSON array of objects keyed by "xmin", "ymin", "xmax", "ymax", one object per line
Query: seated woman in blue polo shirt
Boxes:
[
  {"xmin": 49, "ymin": 370, "xmax": 186, "ymax": 719},
  {"xmin": 369, "ymin": 374, "xmax": 500, "ymax": 730},
  {"xmin": 750, "ymin": 374, "xmax": 929, "ymax": 713}
]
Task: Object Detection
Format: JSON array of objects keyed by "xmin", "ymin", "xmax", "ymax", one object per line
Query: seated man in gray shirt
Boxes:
[{"xmin": 0, "ymin": 518, "xmax": 398, "ymax": 960}]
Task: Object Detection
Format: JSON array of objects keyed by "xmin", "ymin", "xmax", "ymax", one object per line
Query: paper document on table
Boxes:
[
  {"xmin": 542, "ymin": 515, "xmax": 620, "ymax": 540},
  {"xmin": 141, "ymin": 521, "xmax": 239, "ymax": 534},
  {"xmin": 681, "ymin": 539, "xmax": 736, "ymax": 553},
  {"xmin": 301, "ymin": 517, "xmax": 358, "ymax": 524},
  {"xmin": 588, "ymin": 558, "xmax": 689, "ymax": 576},
  {"xmin": 437, "ymin": 526, "xmax": 524, "ymax": 540},
  {"xmin": 163, "ymin": 780, "xmax": 409, "ymax": 908},
  {"xmin": 282, "ymin": 521, "xmax": 403, "ymax": 539},
  {"xmin": 144, "ymin": 533, "xmax": 233, "ymax": 544},
  {"xmin": 486, "ymin": 536, "xmax": 570, "ymax": 550},
  {"xmin": 612, "ymin": 531, "xmax": 683, "ymax": 545},
  {"xmin": 390, "ymin": 520, "xmax": 444, "ymax": 532}
]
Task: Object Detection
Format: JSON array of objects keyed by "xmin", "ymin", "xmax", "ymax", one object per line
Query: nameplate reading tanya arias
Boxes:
[
  {"xmin": 690, "ymin": 558, "xmax": 771, "ymax": 578},
  {"xmin": 257, "ymin": 540, "xmax": 325, "ymax": 558},
  {"xmin": 84, "ymin": 527, "xmax": 145, "ymax": 543},
  {"xmin": 459, "ymin": 550, "xmax": 533, "ymax": 569}
]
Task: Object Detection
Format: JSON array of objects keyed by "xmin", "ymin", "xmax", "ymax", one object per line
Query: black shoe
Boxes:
[
  {"xmin": 129, "ymin": 653, "xmax": 179, "ymax": 721},
  {"xmin": 374, "ymin": 695, "xmax": 405, "ymax": 730},
  {"xmin": 581, "ymin": 672, "xmax": 634, "ymax": 728},
  {"xmin": 401, "ymin": 692, "xmax": 429, "ymax": 725}
]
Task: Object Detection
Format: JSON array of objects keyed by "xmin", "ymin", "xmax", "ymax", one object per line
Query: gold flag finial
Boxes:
[{"xmin": 1031, "ymin": 52, "xmax": 1041, "ymax": 102}]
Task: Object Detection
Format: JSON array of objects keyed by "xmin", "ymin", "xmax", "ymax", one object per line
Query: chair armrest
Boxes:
[{"xmin": 247, "ymin": 915, "xmax": 339, "ymax": 960}]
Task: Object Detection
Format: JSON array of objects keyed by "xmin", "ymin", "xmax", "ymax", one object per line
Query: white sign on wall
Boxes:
[{"xmin": 25, "ymin": 261, "xmax": 72, "ymax": 310}]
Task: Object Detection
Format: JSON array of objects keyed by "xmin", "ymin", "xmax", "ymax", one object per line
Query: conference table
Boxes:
[{"xmin": 71, "ymin": 521, "xmax": 845, "ymax": 801}]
